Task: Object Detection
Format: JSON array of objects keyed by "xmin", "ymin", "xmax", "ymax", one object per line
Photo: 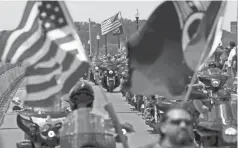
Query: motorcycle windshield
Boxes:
[
  {"xmin": 59, "ymin": 108, "xmax": 116, "ymax": 148},
  {"xmin": 198, "ymin": 67, "xmax": 228, "ymax": 79}
]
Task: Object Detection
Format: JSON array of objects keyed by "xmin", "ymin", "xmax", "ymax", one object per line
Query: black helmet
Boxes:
[
  {"xmin": 69, "ymin": 81, "xmax": 94, "ymax": 109},
  {"xmin": 230, "ymin": 41, "xmax": 236, "ymax": 48}
]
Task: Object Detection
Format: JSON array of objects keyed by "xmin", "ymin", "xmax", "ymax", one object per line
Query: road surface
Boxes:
[{"xmin": 0, "ymin": 80, "xmax": 158, "ymax": 148}]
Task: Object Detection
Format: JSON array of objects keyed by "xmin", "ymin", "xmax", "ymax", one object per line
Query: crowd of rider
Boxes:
[{"xmin": 14, "ymin": 41, "xmax": 237, "ymax": 148}]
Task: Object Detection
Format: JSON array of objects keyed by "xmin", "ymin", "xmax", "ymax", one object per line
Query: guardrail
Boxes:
[{"xmin": 0, "ymin": 63, "xmax": 25, "ymax": 125}]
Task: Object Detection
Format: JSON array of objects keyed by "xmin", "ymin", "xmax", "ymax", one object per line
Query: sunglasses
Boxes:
[{"xmin": 168, "ymin": 119, "xmax": 192, "ymax": 126}]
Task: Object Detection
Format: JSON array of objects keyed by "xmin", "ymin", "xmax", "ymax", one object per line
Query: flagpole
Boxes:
[
  {"xmin": 59, "ymin": 2, "xmax": 130, "ymax": 148},
  {"xmin": 236, "ymin": 0, "xmax": 238, "ymax": 77},
  {"xmin": 117, "ymin": 34, "xmax": 120, "ymax": 48},
  {"xmin": 119, "ymin": 12, "xmax": 129, "ymax": 42},
  {"xmin": 89, "ymin": 18, "xmax": 92, "ymax": 57},
  {"xmin": 105, "ymin": 35, "xmax": 107, "ymax": 55}
]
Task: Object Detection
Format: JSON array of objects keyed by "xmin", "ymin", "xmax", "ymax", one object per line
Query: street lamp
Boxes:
[
  {"xmin": 87, "ymin": 40, "xmax": 91, "ymax": 57},
  {"xmin": 96, "ymin": 35, "xmax": 100, "ymax": 58},
  {"xmin": 135, "ymin": 9, "xmax": 140, "ymax": 31}
]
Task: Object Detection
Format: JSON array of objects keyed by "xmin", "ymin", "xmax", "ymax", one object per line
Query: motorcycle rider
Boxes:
[
  {"xmin": 140, "ymin": 107, "xmax": 194, "ymax": 148},
  {"xmin": 227, "ymin": 41, "xmax": 237, "ymax": 78},
  {"xmin": 68, "ymin": 80, "xmax": 95, "ymax": 110},
  {"xmin": 67, "ymin": 80, "xmax": 135, "ymax": 132}
]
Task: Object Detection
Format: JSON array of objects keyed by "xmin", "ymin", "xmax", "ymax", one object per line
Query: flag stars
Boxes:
[
  {"xmin": 46, "ymin": 4, "xmax": 52, "ymax": 9},
  {"xmin": 44, "ymin": 22, "xmax": 51, "ymax": 28},
  {"xmin": 58, "ymin": 18, "xmax": 64, "ymax": 24},
  {"xmin": 41, "ymin": 12, "xmax": 47, "ymax": 18},
  {"xmin": 54, "ymin": 7, "xmax": 60, "ymax": 12},
  {"xmin": 50, "ymin": 15, "xmax": 56, "ymax": 20}
]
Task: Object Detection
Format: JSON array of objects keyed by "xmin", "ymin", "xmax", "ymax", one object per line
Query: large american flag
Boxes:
[
  {"xmin": 0, "ymin": 1, "xmax": 89, "ymax": 107},
  {"xmin": 101, "ymin": 12, "xmax": 122, "ymax": 36}
]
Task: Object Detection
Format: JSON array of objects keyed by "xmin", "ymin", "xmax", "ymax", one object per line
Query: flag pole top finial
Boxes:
[{"xmin": 135, "ymin": 9, "xmax": 139, "ymax": 18}]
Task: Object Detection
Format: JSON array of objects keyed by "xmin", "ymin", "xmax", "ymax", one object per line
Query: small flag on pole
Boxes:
[{"xmin": 101, "ymin": 12, "xmax": 122, "ymax": 36}]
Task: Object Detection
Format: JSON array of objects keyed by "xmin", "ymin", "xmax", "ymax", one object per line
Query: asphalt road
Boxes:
[{"xmin": 0, "ymin": 80, "xmax": 158, "ymax": 148}]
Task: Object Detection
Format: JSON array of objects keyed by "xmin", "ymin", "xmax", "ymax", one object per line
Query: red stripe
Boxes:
[{"xmin": 61, "ymin": 61, "xmax": 89, "ymax": 94}]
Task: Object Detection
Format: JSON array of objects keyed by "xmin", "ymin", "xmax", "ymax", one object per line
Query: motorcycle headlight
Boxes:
[
  {"xmin": 222, "ymin": 126, "xmax": 237, "ymax": 143},
  {"xmin": 95, "ymin": 67, "xmax": 99, "ymax": 70},
  {"xmin": 48, "ymin": 130, "xmax": 56, "ymax": 138},
  {"xmin": 211, "ymin": 79, "xmax": 220, "ymax": 87},
  {"xmin": 109, "ymin": 70, "xmax": 113, "ymax": 74},
  {"xmin": 122, "ymin": 129, "xmax": 127, "ymax": 135},
  {"xmin": 224, "ymin": 127, "xmax": 237, "ymax": 136}
]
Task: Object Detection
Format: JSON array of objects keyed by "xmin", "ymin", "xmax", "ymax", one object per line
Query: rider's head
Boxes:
[
  {"xmin": 156, "ymin": 107, "xmax": 193, "ymax": 147},
  {"xmin": 69, "ymin": 81, "xmax": 94, "ymax": 110},
  {"xmin": 230, "ymin": 41, "xmax": 236, "ymax": 48}
]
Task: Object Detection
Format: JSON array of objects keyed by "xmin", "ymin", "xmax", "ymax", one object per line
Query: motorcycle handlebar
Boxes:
[{"xmin": 187, "ymin": 83, "xmax": 204, "ymax": 89}]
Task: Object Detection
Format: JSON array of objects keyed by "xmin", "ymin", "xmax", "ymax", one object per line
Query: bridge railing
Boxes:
[{"xmin": 0, "ymin": 63, "xmax": 25, "ymax": 125}]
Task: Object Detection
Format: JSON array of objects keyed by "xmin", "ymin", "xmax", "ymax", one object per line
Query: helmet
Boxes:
[
  {"xmin": 230, "ymin": 41, "xmax": 236, "ymax": 48},
  {"xmin": 69, "ymin": 81, "xmax": 94, "ymax": 109}
]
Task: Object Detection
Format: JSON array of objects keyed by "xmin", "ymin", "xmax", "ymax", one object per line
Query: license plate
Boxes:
[{"xmin": 109, "ymin": 78, "xmax": 114, "ymax": 80}]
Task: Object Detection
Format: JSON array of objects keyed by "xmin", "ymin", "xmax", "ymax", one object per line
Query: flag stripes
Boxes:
[
  {"xmin": 0, "ymin": 1, "xmax": 89, "ymax": 107},
  {"xmin": 101, "ymin": 12, "xmax": 122, "ymax": 35}
]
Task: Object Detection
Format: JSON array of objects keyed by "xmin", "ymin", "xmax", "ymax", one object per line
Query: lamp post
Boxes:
[
  {"xmin": 96, "ymin": 35, "xmax": 100, "ymax": 58},
  {"xmin": 87, "ymin": 40, "xmax": 91, "ymax": 57},
  {"xmin": 135, "ymin": 9, "xmax": 140, "ymax": 31}
]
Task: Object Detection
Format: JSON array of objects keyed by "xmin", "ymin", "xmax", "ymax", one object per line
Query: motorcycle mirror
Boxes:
[
  {"xmin": 12, "ymin": 106, "xmax": 22, "ymax": 111},
  {"xmin": 115, "ymin": 135, "xmax": 128, "ymax": 143},
  {"xmin": 55, "ymin": 122, "xmax": 62, "ymax": 129}
]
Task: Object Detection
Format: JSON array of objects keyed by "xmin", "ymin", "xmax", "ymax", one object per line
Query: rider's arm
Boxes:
[
  {"xmin": 227, "ymin": 48, "xmax": 236, "ymax": 67},
  {"xmin": 193, "ymin": 100, "xmax": 208, "ymax": 114}
]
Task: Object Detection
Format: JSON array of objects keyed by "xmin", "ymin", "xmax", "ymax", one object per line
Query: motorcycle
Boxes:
[
  {"xmin": 101, "ymin": 67, "xmax": 120, "ymax": 92},
  {"xmin": 130, "ymin": 95, "xmax": 144, "ymax": 112},
  {"xmin": 59, "ymin": 108, "xmax": 132, "ymax": 148},
  {"xmin": 12, "ymin": 106, "xmax": 67, "ymax": 148},
  {"xmin": 93, "ymin": 66, "xmax": 101, "ymax": 85},
  {"xmin": 192, "ymin": 67, "xmax": 237, "ymax": 147},
  {"xmin": 144, "ymin": 96, "xmax": 183, "ymax": 131}
]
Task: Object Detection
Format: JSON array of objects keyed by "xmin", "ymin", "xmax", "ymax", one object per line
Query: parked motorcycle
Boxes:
[
  {"xmin": 101, "ymin": 66, "xmax": 120, "ymax": 92},
  {"xmin": 192, "ymin": 67, "xmax": 237, "ymax": 147},
  {"xmin": 59, "ymin": 108, "xmax": 131, "ymax": 148},
  {"xmin": 12, "ymin": 106, "xmax": 67, "ymax": 148},
  {"xmin": 144, "ymin": 96, "xmax": 183, "ymax": 131}
]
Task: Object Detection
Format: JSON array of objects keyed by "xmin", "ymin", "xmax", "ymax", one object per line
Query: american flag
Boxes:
[
  {"xmin": 0, "ymin": 1, "xmax": 89, "ymax": 107},
  {"xmin": 101, "ymin": 12, "xmax": 122, "ymax": 36}
]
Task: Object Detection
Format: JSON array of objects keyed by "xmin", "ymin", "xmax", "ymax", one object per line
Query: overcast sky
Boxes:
[{"xmin": 0, "ymin": 1, "xmax": 236, "ymax": 31}]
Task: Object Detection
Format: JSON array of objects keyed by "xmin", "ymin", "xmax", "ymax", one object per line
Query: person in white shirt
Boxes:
[{"xmin": 227, "ymin": 42, "xmax": 237, "ymax": 77}]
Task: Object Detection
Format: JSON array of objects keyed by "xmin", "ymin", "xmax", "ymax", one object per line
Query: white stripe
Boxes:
[
  {"xmin": 1, "ymin": 3, "xmax": 38, "ymax": 62},
  {"xmin": 11, "ymin": 25, "xmax": 42, "ymax": 64},
  {"xmin": 27, "ymin": 66, "xmax": 61, "ymax": 85},
  {"xmin": 22, "ymin": 26, "xmax": 72, "ymax": 66},
  {"xmin": 102, "ymin": 20, "xmax": 121, "ymax": 30},
  {"xmin": 102, "ymin": 21, "xmax": 121, "ymax": 33},
  {"xmin": 72, "ymin": 34, "xmax": 88, "ymax": 62},
  {"xmin": 59, "ymin": 40, "xmax": 79, "ymax": 52},
  {"xmin": 101, "ymin": 20, "xmax": 119, "ymax": 30},
  {"xmin": 101, "ymin": 20, "xmax": 111, "ymax": 29},
  {"xmin": 102, "ymin": 23, "xmax": 122, "ymax": 35}
]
